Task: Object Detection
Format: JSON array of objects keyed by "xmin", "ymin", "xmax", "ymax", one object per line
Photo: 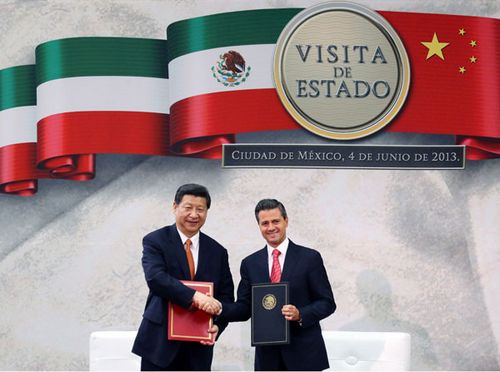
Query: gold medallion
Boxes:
[
  {"xmin": 262, "ymin": 294, "xmax": 277, "ymax": 310},
  {"xmin": 274, "ymin": 1, "xmax": 410, "ymax": 139}
]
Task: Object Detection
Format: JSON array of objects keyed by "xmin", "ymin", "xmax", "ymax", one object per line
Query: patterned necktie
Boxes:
[
  {"xmin": 270, "ymin": 249, "xmax": 281, "ymax": 283},
  {"xmin": 185, "ymin": 239, "xmax": 195, "ymax": 280}
]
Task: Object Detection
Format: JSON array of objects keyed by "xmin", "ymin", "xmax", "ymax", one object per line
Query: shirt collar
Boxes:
[
  {"xmin": 176, "ymin": 226, "xmax": 200, "ymax": 250},
  {"xmin": 267, "ymin": 237, "xmax": 289, "ymax": 257}
]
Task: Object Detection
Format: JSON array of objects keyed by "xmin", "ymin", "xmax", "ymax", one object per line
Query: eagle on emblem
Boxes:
[{"xmin": 221, "ymin": 50, "xmax": 246, "ymax": 74}]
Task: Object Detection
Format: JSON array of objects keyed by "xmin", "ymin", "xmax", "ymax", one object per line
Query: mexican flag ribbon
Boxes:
[
  {"xmin": 1, "ymin": 37, "xmax": 170, "ymax": 195},
  {"xmin": 0, "ymin": 8, "xmax": 498, "ymax": 196},
  {"xmin": 0, "ymin": 65, "xmax": 43, "ymax": 196},
  {"xmin": 167, "ymin": 9, "xmax": 301, "ymax": 157},
  {"xmin": 36, "ymin": 37, "xmax": 169, "ymax": 177}
]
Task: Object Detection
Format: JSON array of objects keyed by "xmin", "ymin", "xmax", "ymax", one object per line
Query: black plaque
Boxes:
[
  {"xmin": 251, "ymin": 282, "xmax": 289, "ymax": 346},
  {"xmin": 222, "ymin": 144, "xmax": 466, "ymax": 169}
]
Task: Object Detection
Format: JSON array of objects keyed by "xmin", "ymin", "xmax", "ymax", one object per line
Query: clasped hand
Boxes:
[{"xmin": 192, "ymin": 291, "xmax": 222, "ymax": 315}]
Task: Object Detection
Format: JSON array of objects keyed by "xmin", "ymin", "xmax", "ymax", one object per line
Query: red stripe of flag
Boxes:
[
  {"xmin": 36, "ymin": 111, "xmax": 171, "ymax": 176},
  {"xmin": 0, "ymin": 143, "xmax": 46, "ymax": 196}
]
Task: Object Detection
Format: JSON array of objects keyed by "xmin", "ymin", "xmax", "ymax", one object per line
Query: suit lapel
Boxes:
[
  {"xmin": 167, "ymin": 224, "xmax": 191, "ymax": 280},
  {"xmin": 281, "ymin": 240, "xmax": 299, "ymax": 281},
  {"xmin": 196, "ymin": 232, "xmax": 209, "ymax": 279},
  {"xmin": 255, "ymin": 247, "xmax": 271, "ymax": 282}
]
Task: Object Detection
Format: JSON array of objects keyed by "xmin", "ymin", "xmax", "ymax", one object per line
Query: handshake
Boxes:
[{"xmin": 192, "ymin": 291, "xmax": 222, "ymax": 315}]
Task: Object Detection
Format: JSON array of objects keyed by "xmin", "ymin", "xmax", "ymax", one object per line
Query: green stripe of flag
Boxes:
[
  {"xmin": 0, "ymin": 65, "xmax": 36, "ymax": 111},
  {"xmin": 167, "ymin": 8, "xmax": 301, "ymax": 62},
  {"xmin": 36, "ymin": 37, "xmax": 168, "ymax": 85}
]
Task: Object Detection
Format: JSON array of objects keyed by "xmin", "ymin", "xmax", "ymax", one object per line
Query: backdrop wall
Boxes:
[{"xmin": 0, "ymin": 1, "xmax": 499, "ymax": 370}]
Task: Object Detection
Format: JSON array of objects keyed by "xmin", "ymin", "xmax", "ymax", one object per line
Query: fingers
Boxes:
[
  {"xmin": 208, "ymin": 325, "xmax": 219, "ymax": 334},
  {"xmin": 200, "ymin": 325, "xmax": 219, "ymax": 346},
  {"xmin": 281, "ymin": 304, "xmax": 300, "ymax": 321},
  {"xmin": 200, "ymin": 339, "xmax": 215, "ymax": 346},
  {"xmin": 200, "ymin": 302, "xmax": 212, "ymax": 313}
]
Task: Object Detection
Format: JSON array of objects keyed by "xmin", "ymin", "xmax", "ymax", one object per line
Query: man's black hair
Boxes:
[
  {"xmin": 254, "ymin": 199, "xmax": 287, "ymax": 222},
  {"xmin": 174, "ymin": 184, "xmax": 211, "ymax": 209}
]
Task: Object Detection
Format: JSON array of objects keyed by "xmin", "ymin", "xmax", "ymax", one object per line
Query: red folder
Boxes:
[{"xmin": 168, "ymin": 280, "xmax": 214, "ymax": 342}]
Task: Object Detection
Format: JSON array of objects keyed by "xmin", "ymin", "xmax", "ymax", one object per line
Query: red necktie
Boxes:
[
  {"xmin": 270, "ymin": 249, "xmax": 281, "ymax": 283},
  {"xmin": 185, "ymin": 239, "xmax": 195, "ymax": 280}
]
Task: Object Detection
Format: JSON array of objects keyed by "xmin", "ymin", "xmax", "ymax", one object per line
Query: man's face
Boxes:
[
  {"xmin": 257, "ymin": 208, "xmax": 288, "ymax": 248},
  {"xmin": 173, "ymin": 195, "xmax": 208, "ymax": 237}
]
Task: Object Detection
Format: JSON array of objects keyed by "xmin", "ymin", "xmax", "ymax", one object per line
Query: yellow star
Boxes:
[
  {"xmin": 470, "ymin": 40, "xmax": 477, "ymax": 47},
  {"xmin": 469, "ymin": 56, "xmax": 477, "ymax": 63},
  {"xmin": 459, "ymin": 66, "xmax": 466, "ymax": 74},
  {"xmin": 421, "ymin": 33, "xmax": 450, "ymax": 60},
  {"xmin": 458, "ymin": 28, "xmax": 466, "ymax": 36}
]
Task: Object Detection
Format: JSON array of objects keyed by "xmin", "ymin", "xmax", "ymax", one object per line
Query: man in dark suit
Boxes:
[
  {"xmin": 132, "ymin": 184, "xmax": 234, "ymax": 371},
  {"xmin": 221, "ymin": 199, "xmax": 336, "ymax": 371}
]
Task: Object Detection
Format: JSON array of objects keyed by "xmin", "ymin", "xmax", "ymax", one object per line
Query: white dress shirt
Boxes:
[
  {"xmin": 267, "ymin": 237, "xmax": 289, "ymax": 277},
  {"xmin": 177, "ymin": 227, "xmax": 200, "ymax": 272}
]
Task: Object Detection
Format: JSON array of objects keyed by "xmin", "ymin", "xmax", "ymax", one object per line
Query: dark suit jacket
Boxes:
[
  {"xmin": 222, "ymin": 240, "xmax": 336, "ymax": 371},
  {"xmin": 132, "ymin": 224, "xmax": 234, "ymax": 368}
]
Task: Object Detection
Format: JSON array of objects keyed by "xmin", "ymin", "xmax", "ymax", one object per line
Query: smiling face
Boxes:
[
  {"xmin": 257, "ymin": 207, "xmax": 288, "ymax": 248},
  {"xmin": 173, "ymin": 194, "xmax": 208, "ymax": 237}
]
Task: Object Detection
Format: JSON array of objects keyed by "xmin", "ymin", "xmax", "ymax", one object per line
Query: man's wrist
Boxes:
[{"xmin": 191, "ymin": 291, "xmax": 199, "ymax": 306}]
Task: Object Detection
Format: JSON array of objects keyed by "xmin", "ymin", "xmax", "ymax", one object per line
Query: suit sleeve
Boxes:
[
  {"xmin": 220, "ymin": 259, "xmax": 252, "ymax": 322},
  {"xmin": 213, "ymin": 248, "xmax": 235, "ymax": 336},
  {"xmin": 298, "ymin": 251, "xmax": 336, "ymax": 328},
  {"xmin": 142, "ymin": 235, "xmax": 195, "ymax": 308}
]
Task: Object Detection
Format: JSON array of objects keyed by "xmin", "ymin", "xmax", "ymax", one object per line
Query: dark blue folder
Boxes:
[{"xmin": 251, "ymin": 282, "xmax": 290, "ymax": 346}]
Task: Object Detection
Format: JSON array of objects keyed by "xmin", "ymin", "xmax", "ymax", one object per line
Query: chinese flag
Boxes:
[{"xmin": 381, "ymin": 11, "xmax": 500, "ymax": 159}]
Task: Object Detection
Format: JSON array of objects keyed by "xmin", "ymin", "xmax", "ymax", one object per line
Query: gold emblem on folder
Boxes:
[{"xmin": 262, "ymin": 294, "xmax": 277, "ymax": 310}]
